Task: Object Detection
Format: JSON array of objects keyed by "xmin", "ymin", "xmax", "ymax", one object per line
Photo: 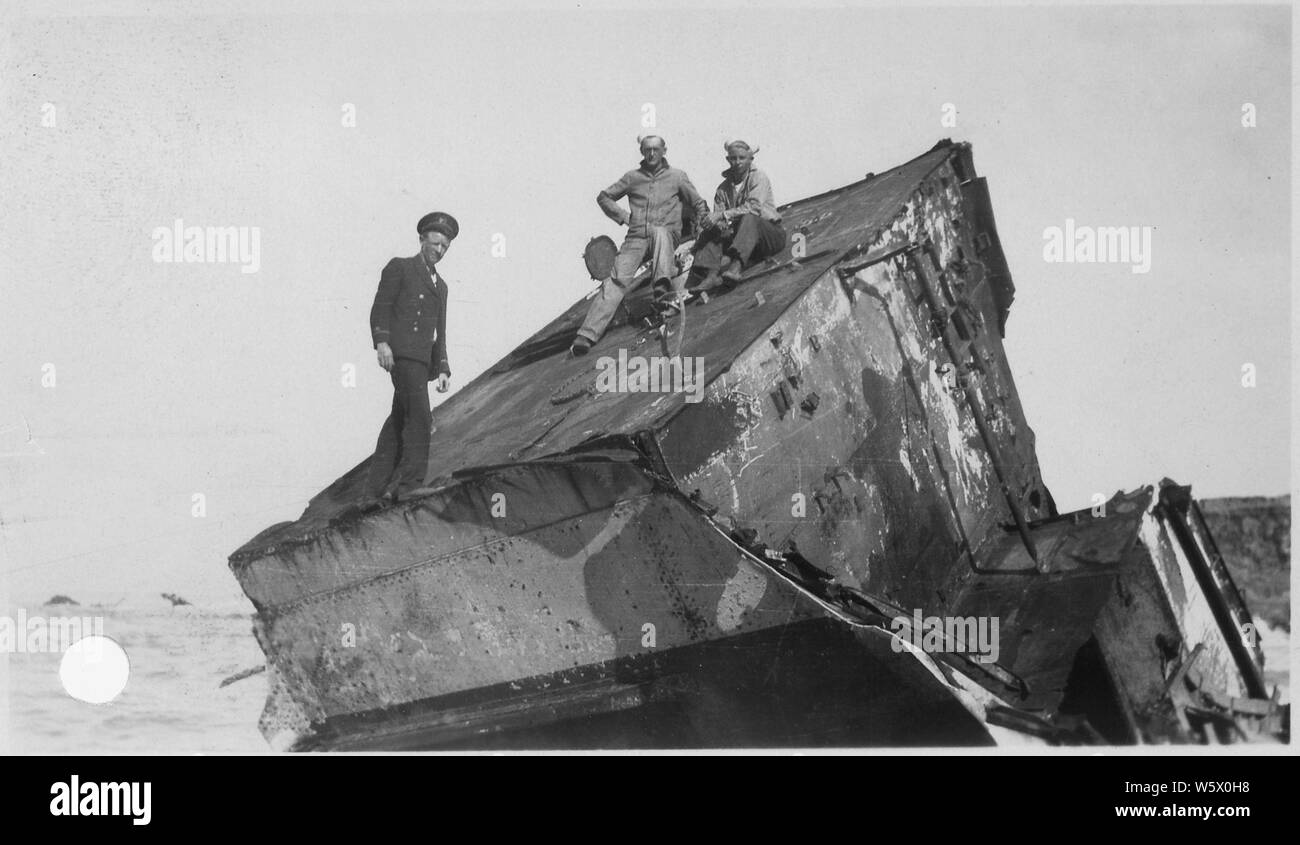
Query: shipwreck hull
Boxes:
[
  {"xmin": 231, "ymin": 140, "xmax": 1284, "ymax": 748},
  {"xmin": 244, "ymin": 456, "xmax": 1016, "ymax": 749},
  {"xmin": 1091, "ymin": 481, "xmax": 1283, "ymax": 742},
  {"xmin": 238, "ymin": 453, "xmax": 1161, "ymax": 750},
  {"xmin": 290, "ymin": 621, "xmax": 1007, "ymax": 751}
]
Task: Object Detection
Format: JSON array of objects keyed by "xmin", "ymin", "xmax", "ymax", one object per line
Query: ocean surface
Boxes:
[
  {"xmin": 2, "ymin": 596, "xmax": 271, "ymax": 755},
  {"xmin": 1, "ymin": 595, "xmax": 1290, "ymax": 754}
]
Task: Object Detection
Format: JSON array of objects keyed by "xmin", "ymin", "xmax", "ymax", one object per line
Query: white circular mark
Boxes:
[{"xmin": 59, "ymin": 636, "xmax": 130, "ymax": 704}]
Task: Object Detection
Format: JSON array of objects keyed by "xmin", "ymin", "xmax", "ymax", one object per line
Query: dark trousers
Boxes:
[
  {"xmin": 691, "ymin": 215, "xmax": 787, "ymax": 274},
  {"xmin": 365, "ymin": 357, "xmax": 431, "ymax": 497}
]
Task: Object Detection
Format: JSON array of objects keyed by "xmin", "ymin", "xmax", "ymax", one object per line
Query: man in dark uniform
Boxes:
[{"xmin": 365, "ymin": 212, "xmax": 457, "ymax": 501}]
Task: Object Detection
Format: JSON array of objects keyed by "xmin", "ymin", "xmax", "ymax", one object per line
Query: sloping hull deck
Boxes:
[{"xmin": 231, "ymin": 140, "xmax": 1283, "ymax": 749}]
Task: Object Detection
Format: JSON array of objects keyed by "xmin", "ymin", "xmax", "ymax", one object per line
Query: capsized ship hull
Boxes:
[
  {"xmin": 231, "ymin": 140, "xmax": 1283, "ymax": 749},
  {"xmin": 246, "ymin": 455, "xmax": 1003, "ymax": 749},
  {"xmin": 243, "ymin": 452, "xmax": 1156, "ymax": 750}
]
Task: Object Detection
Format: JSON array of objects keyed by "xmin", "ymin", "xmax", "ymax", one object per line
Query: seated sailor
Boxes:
[
  {"xmin": 571, "ymin": 135, "xmax": 709, "ymax": 356},
  {"xmin": 688, "ymin": 140, "xmax": 787, "ymax": 292}
]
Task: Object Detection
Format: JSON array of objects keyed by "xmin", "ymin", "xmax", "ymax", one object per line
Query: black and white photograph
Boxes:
[{"xmin": 0, "ymin": 0, "xmax": 1292, "ymax": 764}]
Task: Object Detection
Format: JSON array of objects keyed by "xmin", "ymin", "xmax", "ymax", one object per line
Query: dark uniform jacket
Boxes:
[{"xmin": 369, "ymin": 254, "xmax": 450, "ymax": 379}]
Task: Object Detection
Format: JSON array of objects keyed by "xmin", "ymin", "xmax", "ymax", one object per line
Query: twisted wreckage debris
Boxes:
[{"xmin": 229, "ymin": 140, "xmax": 1287, "ymax": 749}]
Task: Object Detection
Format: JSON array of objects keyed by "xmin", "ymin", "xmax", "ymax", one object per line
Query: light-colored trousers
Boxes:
[{"xmin": 577, "ymin": 226, "xmax": 680, "ymax": 343}]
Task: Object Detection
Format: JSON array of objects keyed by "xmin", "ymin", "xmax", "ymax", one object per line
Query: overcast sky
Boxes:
[{"xmin": 0, "ymin": 2, "xmax": 1290, "ymax": 605}]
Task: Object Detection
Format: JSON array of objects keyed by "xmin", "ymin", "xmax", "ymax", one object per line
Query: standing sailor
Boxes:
[{"xmin": 365, "ymin": 212, "xmax": 457, "ymax": 501}]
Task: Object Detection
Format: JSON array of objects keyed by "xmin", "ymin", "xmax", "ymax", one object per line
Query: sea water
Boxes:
[
  {"xmin": 1, "ymin": 596, "xmax": 270, "ymax": 755},
  {"xmin": 0, "ymin": 595, "xmax": 1289, "ymax": 753}
]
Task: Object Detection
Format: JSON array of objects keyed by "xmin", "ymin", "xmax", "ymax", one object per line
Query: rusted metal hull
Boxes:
[
  {"xmin": 1091, "ymin": 481, "xmax": 1285, "ymax": 743},
  {"xmin": 242, "ymin": 456, "xmax": 1011, "ymax": 749},
  {"xmin": 230, "ymin": 140, "xmax": 1284, "ymax": 749},
  {"xmin": 293, "ymin": 620, "xmax": 1007, "ymax": 751}
]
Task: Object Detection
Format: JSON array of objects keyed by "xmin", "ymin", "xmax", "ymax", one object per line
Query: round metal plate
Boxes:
[{"xmin": 583, "ymin": 235, "xmax": 618, "ymax": 280}]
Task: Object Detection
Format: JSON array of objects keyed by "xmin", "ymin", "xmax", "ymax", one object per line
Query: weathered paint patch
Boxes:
[
  {"xmin": 716, "ymin": 557, "xmax": 769, "ymax": 632},
  {"xmin": 924, "ymin": 358, "xmax": 988, "ymax": 499},
  {"xmin": 658, "ymin": 391, "xmax": 757, "ymax": 480},
  {"xmin": 1137, "ymin": 510, "xmax": 1244, "ymax": 698},
  {"xmin": 898, "ymin": 445, "xmax": 921, "ymax": 492}
]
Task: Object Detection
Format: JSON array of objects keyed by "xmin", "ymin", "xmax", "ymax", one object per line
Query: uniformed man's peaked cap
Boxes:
[{"xmin": 417, "ymin": 212, "xmax": 459, "ymax": 240}]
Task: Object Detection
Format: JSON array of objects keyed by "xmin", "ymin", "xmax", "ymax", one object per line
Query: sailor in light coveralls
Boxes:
[{"xmin": 571, "ymin": 135, "xmax": 708, "ymax": 355}]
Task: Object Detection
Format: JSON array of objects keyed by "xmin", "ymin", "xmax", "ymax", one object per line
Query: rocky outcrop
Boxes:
[{"xmin": 1198, "ymin": 496, "xmax": 1290, "ymax": 630}]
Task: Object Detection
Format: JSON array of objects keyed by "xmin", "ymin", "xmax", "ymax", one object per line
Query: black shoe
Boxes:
[
  {"xmin": 721, "ymin": 252, "xmax": 746, "ymax": 284},
  {"xmin": 570, "ymin": 336, "xmax": 593, "ymax": 356},
  {"xmin": 690, "ymin": 268, "xmax": 725, "ymax": 293}
]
